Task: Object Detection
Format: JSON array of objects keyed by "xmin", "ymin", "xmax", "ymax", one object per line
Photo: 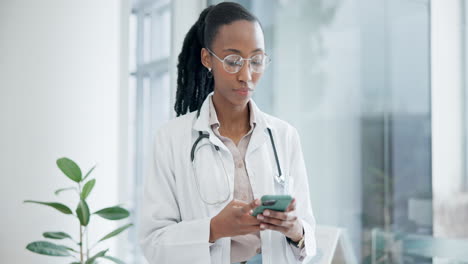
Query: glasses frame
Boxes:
[{"xmin": 205, "ymin": 48, "xmax": 271, "ymax": 74}]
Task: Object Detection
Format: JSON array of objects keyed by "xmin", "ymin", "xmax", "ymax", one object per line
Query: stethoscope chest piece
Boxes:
[{"xmin": 275, "ymin": 174, "xmax": 286, "ymax": 185}]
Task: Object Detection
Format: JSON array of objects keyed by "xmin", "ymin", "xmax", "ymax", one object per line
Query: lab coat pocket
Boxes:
[{"xmin": 192, "ymin": 143, "xmax": 231, "ymax": 205}]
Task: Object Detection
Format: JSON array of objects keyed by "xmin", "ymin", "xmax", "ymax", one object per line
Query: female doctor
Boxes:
[{"xmin": 139, "ymin": 2, "xmax": 316, "ymax": 264}]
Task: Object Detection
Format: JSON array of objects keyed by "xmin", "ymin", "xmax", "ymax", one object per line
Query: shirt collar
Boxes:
[
  {"xmin": 208, "ymin": 95, "xmax": 256, "ymax": 128},
  {"xmin": 193, "ymin": 92, "xmax": 269, "ymax": 134}
]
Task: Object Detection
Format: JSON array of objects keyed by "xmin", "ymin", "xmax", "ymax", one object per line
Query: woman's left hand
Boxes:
[{"xmin": 255, "ymin": 198, "xmax": 303, "ymax": 242}]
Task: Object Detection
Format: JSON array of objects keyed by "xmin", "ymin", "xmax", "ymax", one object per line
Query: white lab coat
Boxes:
[{"xmin": 139, "ymin": 93, "xmax": 316, "ymax": 264}]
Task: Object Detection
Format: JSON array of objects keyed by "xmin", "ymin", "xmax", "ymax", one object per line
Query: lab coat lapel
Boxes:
[
  {"xmin": 246, "ymin": 99, "xmax": 268, "ymax": 157},
  {"xmin": 193, "ymin": 93, "xmax": 269, "ymax": 154},
  {"xmin": 192, "ymin": 93, "xmax": 227, "ymax": 152}
]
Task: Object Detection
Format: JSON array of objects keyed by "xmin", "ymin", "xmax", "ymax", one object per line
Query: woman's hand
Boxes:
[
  {"xmin": 256, "ymin": 198, "xmax": 303, "ymax": 242},
  {"xmin": 209, "ymin": 199, "xmax": 262, "ymax": 242}
]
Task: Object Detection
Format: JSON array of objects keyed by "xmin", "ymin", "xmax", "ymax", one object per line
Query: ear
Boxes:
[{"xmin": 200, "ymin": 48, "xmax": 212, "ymax": 70}]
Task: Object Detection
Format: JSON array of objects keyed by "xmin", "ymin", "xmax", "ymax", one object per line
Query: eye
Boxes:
[
  {"xmin": 251, "ymin": 55, "xmax": 264, "ymax": 65},
  {"xmin": 224, "ymin": 55, "xmax": 243, "ymax": 66}
]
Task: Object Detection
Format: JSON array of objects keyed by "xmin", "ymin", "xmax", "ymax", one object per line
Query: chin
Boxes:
[
  {"xmin": 230, "ymin": 94, "xmax": 252, "ymax": 106},
  {"xmin": 214, "ymin": 89, "xmax": 252, "ymax": 107}
]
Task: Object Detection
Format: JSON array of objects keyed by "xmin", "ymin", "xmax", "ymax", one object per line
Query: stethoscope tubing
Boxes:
[{"xmin": 191, "ymin": 128, "xmax": 283, "ymax": 182}]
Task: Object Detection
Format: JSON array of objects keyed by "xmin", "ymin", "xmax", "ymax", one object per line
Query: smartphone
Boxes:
[{"xmin": 251, "ymin": 195, "xmax": 293, "ymax": 217}]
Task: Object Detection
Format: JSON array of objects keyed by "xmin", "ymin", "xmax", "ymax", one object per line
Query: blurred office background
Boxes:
[{"xmin": 1, "ymin": 0, "xmax": 468, "ymax": 263}]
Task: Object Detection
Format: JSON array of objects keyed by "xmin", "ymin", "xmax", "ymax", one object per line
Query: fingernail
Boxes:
[
  {"xmin": 264, "ymin": 210, "xmax": 270, "ymax": 216},
  {"xmin": 257, "ymin": 214, "xmax": 264, "ymax": 220},
  {"xmin": 249, "ymin": 209, "xmax": 253, "ymax": 215},
  {"xmin": 255, "ymin": 199, "xmax": 261, "ymax": 205},
  {"xmin": 260, "ymin": 224, "xmax": 265, "ymax": 229}
]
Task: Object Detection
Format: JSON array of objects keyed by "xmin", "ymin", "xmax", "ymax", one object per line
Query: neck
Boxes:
[{"xmin": 212, "ymin": 92, "xmax": 250, "ymax": 132}]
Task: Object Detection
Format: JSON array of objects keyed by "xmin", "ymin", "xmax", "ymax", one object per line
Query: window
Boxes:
[
  {"xmin": 210, "ymin": 0, "xmax": 432, "ymax": 262},
  {"xmin": 123, "ymin": 0, "xmax": 468, "ymax": 263},
  {"xmin": 464, "ymin": 0, "xmax": 468, "ymax": 192},
  {"xmin": 127, "ymin": 0, "xmax": 172, "ymax": 263}
]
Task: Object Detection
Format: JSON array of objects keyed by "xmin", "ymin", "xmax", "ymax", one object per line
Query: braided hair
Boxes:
[{"xmin": 174, "ymin": 2, "xmax": 260, "ymax": 116}]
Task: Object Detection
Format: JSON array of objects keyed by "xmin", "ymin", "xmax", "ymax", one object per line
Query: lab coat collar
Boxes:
[
  {"xmin": 192, "ymin": 92, "xmax": 269, "ymax": 155},
  {"xmin": 192, "ymin": 92, "xmax": 270, "ymax": 133},
  {"xmin": 208, "ymin": 96, "xmax": 257, "ymax": 129}
]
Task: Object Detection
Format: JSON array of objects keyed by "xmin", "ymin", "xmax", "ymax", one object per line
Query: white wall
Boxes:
[
  {"xmin": 0, "ymin": 0, "xmax": 127, "ymax": 263},
  {"xmin": 431, "ymin": 0, "xmax": 464, "ymax": 198},
  {"xmin": 431, "ymin": 0, "xmax": 467, "ymax": 238}
]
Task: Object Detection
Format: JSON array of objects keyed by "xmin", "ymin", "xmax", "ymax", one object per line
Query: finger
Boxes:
[
  {"xmin": 258, "ymin": 214, "xmax": 297, "ymax": 224},
  {"xmin": 258, "ymin": 214, "xmax": 297, "ymax": 228},
  {"xmin": 241, "ymin": 198, "xmax": 261, "ymax": 215},
  {"xmin": 285, "ymin": 199, "xmax": 296, "ymax": 212},
  {"xmin": 262, "ymin": 209, "xmax": 291, "ymax": 220},
  {"xmin": 243, "ymin": 214, "xmax": 262, "ymax": 225},
  {"xmin": 258, "ymin": 215, "xmax": 285, "ymax": 226},
  {"xmin": 260, "ymin": 222, "xmax": 287, "ymax": 233}
]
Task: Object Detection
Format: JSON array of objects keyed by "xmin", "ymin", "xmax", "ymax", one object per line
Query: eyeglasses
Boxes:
[{"xmin": 206, "ymin": 48, "xmax": 271, "ymax": 74}]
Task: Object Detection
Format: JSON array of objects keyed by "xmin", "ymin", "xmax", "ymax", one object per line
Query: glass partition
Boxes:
[{"xmin": 209, "ymin": 0, "xmax": 432, "ymax": 262}]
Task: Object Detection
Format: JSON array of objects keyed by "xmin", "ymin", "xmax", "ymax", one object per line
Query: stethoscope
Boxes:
[{"xmin": 190, "ymin": 119, "xmax": 285, "ymax": 205}]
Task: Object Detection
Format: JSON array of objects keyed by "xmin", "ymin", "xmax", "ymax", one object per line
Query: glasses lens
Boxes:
[
  {"xmin": 223, "ymin": 55, "xmax": 243, "ymax": 73},
  {"xmin": 222, "ymin": 54, "xmax": 271, "ymax": 73},
  {"xmin": 250, "ymin": 54, "xmax": 268, "ymax": 73}
]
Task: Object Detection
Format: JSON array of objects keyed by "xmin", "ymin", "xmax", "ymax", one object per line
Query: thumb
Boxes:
[
  {"xmin": 241, "ymin": 198, "xmax": 261, "ymax": 215},
  {"xmin": 285, "ymin": 198, "xmax": 296, "ymax": 212},
  {"xmin": 231, "ymin": 199, "xmax": 247, "ymax": 207}
]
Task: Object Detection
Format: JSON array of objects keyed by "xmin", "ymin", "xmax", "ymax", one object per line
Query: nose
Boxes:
[{"xmin": 237, "ymin": 60, "xmax": 253, "ymax": 83}]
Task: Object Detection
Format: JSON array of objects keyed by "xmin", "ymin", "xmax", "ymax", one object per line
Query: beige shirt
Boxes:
[
  {"xmin": 208, "ymin": 97, "xmax": 261, "ymax": 263},
  {"xmin": 209, "ymin": 96, "xmax": 306, "ymax": 263}
]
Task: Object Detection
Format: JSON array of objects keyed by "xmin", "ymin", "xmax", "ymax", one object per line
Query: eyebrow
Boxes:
[{"xmin": 222, "ymin": 48, "xmax": 264, "ymax": 54}]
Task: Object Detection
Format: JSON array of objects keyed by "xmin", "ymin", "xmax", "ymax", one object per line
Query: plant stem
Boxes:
[
  {"xmin": 80, "ymin": 224, "xmax": 83, "ymax": 263},
  {"xmin": 78, "ymin": 182, "xmax": 83, "ymax": 263},
  {"xmin": 86, "ymin": 226, "xmax": 89, "ymax": 259}
]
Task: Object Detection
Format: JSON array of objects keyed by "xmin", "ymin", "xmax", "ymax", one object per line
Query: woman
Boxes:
[{"xmin": 139, "ymin": 2, "xmax": 316, "ymax": 263}]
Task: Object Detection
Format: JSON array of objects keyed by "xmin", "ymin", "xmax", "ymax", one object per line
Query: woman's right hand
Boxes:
[{"xmin": 209, "ymin": 199, "xmax": 261, "ymax": 242}]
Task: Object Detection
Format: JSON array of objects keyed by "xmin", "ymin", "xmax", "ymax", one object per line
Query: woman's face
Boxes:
[{"xmin": 201, "ymin": 20, "xmax": 265, "ymax": 107}]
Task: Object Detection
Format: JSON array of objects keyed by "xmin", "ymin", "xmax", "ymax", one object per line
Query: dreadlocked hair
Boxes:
[{"xmin": 174, "ymin": 2, "xmax": 259, "ymax": 116}]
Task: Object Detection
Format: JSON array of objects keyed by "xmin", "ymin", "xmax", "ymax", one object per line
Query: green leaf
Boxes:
[
  {"xmin": 64, "ymin": 246, "xmax": 78, "ymax": 253},
  {"xmin": 81, "ymin": 179, "xmax": 96, "ymax": 200},
  {"xmin": 85, "ymin": 249, "xmax": 108, "ymax": 264},
  {"xmin": 94, "ymin": 206, "xmax": 129, "ymax": 220},
  {"xmin": 57, "ymin": 157, "xmax": 82, "ymax": 182},
  {"xmin": 82, "ymin": 164, "xmax": 96, "ymax": 182},
  {"xmin": 26, "ymin": 241, "xmax": 71, "ymax": 256},
  {"xmin": 101, "ymin": 256, "xmax": 125, "ymax": 264},
  {"xmin": 54, "ymin": 187, "xmax": 77, "ymax": 196},
  {"xmin": 76, "ymin": 199, "xmax": 90, "ymax": 226},
  {"xmin": 99, "ymin": 223, "xmax": 133, "ymax": 242},
  {"xmin": 24, "ymin": 200, "xmax": 73, "ymax": 215},
  {"xmin": 43, "ymin": 231, "xmax": 73, "ymax": 240}
]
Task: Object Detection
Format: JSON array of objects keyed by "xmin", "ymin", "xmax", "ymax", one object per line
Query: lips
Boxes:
[
  {"xmin": 233, "ymin": 88, "xmax": 253, "ymax": 96},
  {"xmin": 234, "ymin": 87, "xmax": 253, "ymax": 92}
]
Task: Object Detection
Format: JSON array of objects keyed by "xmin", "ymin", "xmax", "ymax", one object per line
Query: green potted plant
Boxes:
[{"xmin": 24, "ymin": 157, "xmax": 132, "ymax": 264}]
